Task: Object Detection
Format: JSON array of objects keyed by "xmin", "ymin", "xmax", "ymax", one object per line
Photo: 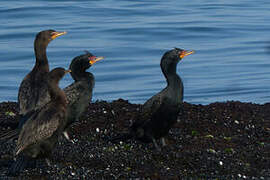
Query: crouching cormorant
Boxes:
[
  {"xmin": 8, "ymin": 68, "xmax": 70, "ymax": 176},
  {"xmin": 63, "ymin": 51, "xmax": 104, "ymax": 141},
  {"xmin": 110, "ymin": 48, "xmax": 194, "ymax": 150}
]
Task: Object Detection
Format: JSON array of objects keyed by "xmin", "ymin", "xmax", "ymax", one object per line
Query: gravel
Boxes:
[{"xmin": 0, "ymin": 99, "xmax": 269, "ymax": 179}]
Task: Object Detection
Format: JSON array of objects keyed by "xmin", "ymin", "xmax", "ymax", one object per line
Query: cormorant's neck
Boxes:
[
  {"xmin": 49, "ymin": 83, "xmax": 67, "ymax": 106},
  {"xmin": 34, "ymin": 41, "xmax": 49, "ymax": 71},
  {"xmin": 162, "ymin": 63, "xmax": 181, "ymax": 88},
  {"xmin": 72, "ymin": 70, "xmax": 94, "ymax": 83}
]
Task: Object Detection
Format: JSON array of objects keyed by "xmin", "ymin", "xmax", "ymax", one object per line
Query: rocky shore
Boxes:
[{"xmin": 0, "ymin": 99, "xmax": 269, "ymax": 179}]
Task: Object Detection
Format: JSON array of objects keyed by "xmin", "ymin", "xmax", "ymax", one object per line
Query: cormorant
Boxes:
[
  {"xmin": 8, "ymin": 67, "xmax": 70, "ymax": 176},
  {"xmin": 0, "ymin": 50, "xmax": 104, "ymax": 143},
  {"xmin": 110, "ymin": 48, "xmax": 194, "ymax": 150},
  {"xmin": 63, "ymin": 51, "xmax": 104, "ymax": 141},
  {"xmin": 0, "ymin": 30, "xmax": 66, "ymax": 141},
  {"xmin": 18, "ymin": 29, "xmax": 66, "ymax": 116}
]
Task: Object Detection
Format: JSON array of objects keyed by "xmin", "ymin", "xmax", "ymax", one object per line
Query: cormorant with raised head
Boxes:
[
  {"xmin": 0, "ymin": 30, "xmax": 66, "ymax": 141},
  {"xmin": 19, "ymin": 29, "xmax": 66, "ymax": 116},
  {"xmin": 8, "ymin": 67, "xmax": 70, "ymax": 176},
  {"xmin": 63, "ymin": 51, "xmax": 104, "ymax": 141},
  {"xmin": 0, "ymin": 50, "xmax": 104, "ymax": 143},
  {"xmin": 110, "ymin": 48, "xmax": 194, "ymax": 150}
]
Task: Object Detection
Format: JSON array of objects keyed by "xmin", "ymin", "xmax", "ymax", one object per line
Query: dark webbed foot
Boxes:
[{"xmin": 8, "ymin": 155, "xmax": 30, "ymax": 176}]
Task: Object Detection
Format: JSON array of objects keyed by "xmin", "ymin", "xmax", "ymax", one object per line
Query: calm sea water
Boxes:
[{"xmin": 0, "ymin": 0, "xmax": 270, "ymax": 104}]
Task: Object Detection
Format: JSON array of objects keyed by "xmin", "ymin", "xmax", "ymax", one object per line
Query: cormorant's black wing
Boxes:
[
  {"xmin": 142, "ymin": 88, "xmax": 167, "ymax": 114},
  {"xmin": 18, "ymin": 75, "xmax": 33, "ymax": 115},
  {"xmin": 16, "ymin": 105, "xmax": 65, "ymax": 155},
  {"xmin": 18, "ymin": 73, "xmax": 50, "ymax": 116},
  {"xmin": 64, "ymin": 81, "xmax": 91, "ymax": 106}
]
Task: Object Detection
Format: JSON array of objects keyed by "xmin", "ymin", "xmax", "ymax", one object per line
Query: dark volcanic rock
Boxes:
[{"xmin": 0, "ymin": 99, "xmax": 269, "ymax": 179}]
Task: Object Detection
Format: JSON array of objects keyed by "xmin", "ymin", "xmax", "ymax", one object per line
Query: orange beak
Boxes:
[
  {"xmin": 65, "ymin": 69, "xmax": 71, "ymax": 74},
  {"xmin": 51, "ymin": 31, "xmax": 67, "ymax": 40},
  {"xmin": 179, "ymin": 50, "xmax": 195, "ymax": 59},
  {"xmin": 89, "ymin": 56, "xmax": 105, "ymax": 65}
]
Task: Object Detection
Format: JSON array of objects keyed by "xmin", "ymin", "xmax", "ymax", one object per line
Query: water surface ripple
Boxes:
[{"xmin": 0, "ymin": 0, "xmax": 270, "ymax": 104}]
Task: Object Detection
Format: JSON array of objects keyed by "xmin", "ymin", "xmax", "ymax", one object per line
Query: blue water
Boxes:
[{"xmin": 0, "ymin": 0, "xmax": 270, "ymax": 105}]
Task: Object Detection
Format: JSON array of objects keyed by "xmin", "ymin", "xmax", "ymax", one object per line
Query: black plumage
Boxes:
[
  {"xmin": 0, "ymin": 30, "xmax": 66, "ymax": 142},
  {"xmin": 0, "ymin": 50, "xmax": 104, "ymax": 143},
  {"xmin": 8, "ymin": 68, "xmax": 70, "ymax": 176},
  {"xmin": 63, "ymin": 51, "xmax": 104, "ymax": 141},
  {"xmin": 111, "ymin": 48, "xmax": 194, "ymax": 149},
  {"xmin": 18, "ymin": 29, "xmax": 66, "ymax": 116}
]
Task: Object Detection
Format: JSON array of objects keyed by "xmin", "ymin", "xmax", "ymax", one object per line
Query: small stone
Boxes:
[
  {"xmin": 5, "ymin": 111, "xmax": 16, "ymax": 116},
  {"xmin": 219, "ymin": 161, "xmax": 223, "ymax": 165},
  {"xmin": 205, "ymin": 134, "xmax": 214, "ymax": 138},
  {"xmin": 207, "ymin": 148, "xmax": 217, "ymax": 154}
]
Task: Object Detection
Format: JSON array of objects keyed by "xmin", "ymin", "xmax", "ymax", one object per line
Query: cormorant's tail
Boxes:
[
  {"xmin": 8, "ymin": 155, "xmax": 29, "ymax": 176},
  {"xmin": 108, "ymin": 133, "xmax": 134, "ymax": 143},
  {"xmin": 0, "ymin": 113, "xmax": 33, "ymax": 143},
  {"xmin": 0, "ymin": 129, "xmax": 19, "ymax": 143}
]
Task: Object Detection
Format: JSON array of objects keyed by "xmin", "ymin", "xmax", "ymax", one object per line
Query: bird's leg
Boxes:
[
  {"xmin": 152, "ymin": 137, "xmax": 161, "ymax": 151},
  {"xmin": 63, "ymin": 131, "xmax": 75, "ymax": 143},
  {"xmin": 63, "ymin": 131, "xmax": 70, "ymax": 140},
  {"xmin": 161, "ymin": 137, "xmax": 167, "ymax": 147},
  {"xmin": 45, "ymin": 158, "xmax": 51, "ymax": 167}
]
